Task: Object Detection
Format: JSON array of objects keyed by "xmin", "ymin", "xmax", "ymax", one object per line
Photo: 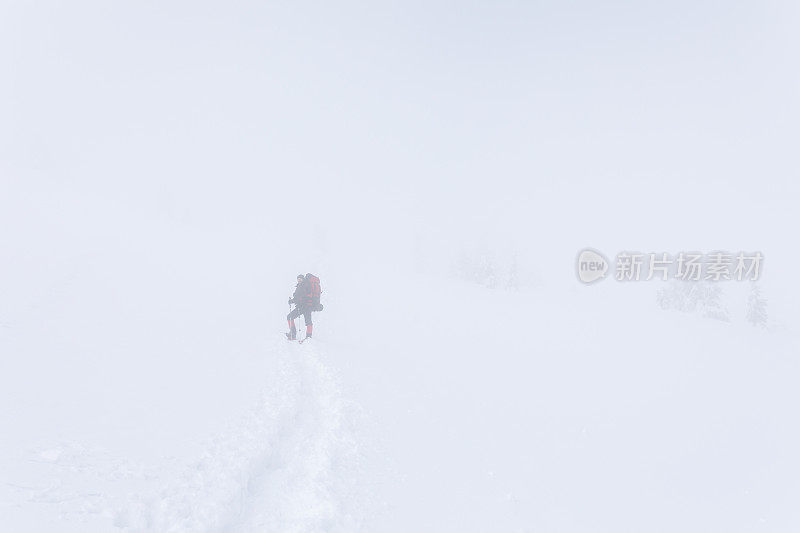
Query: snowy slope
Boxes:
[
  {"xmin": 2, "ymin": 340, "xmax": 363, "ymax": 532},
  {"xmin": 2, "ymin": 178, "xmax": 799, "ymax": 532},
  {"xmin": 116, "ymin": 339, "xmax": 362, "ymax": 532}
]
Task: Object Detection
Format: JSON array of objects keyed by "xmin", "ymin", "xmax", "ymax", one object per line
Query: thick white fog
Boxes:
[{"xmin": 2, "ymin": 1, "xmax": 799, "ymax": 531}]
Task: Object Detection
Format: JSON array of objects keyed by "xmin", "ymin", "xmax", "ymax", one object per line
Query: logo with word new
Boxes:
[
  {"xmin": 576, "ymin": 249, "xmax": 763, "ymax": 284},
  {"xmin": 576, "ymin": 248, "xmax": 609, "ymax": 284}
]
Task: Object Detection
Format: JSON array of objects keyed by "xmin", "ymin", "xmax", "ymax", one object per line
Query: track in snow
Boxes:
[{"xmin": 14, "ymin": 337, "xmax": 365, "ymax": 532}]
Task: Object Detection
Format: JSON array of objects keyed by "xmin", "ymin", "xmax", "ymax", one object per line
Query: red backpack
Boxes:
[{"xmin": 306, "ymin": 273, "xmax": 323, "ymax": 311}]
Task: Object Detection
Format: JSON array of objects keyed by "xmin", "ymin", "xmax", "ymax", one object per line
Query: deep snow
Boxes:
[{"xmin": 1, "ymin": 185, "xmax": 797, "ymax": 531}]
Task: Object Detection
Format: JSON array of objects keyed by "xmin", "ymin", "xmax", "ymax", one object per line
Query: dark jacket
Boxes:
[{"xmin": 290, "ymin": 279, "xmax": 313, "ymax": 308}]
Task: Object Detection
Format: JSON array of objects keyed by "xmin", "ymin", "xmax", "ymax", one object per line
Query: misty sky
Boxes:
[{"xmin": 2, "ymin": 1, "xmax": 798, "ymax": 273}]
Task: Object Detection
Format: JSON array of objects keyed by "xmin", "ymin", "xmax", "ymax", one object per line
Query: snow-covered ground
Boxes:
[
  {"xmin": 1, "ymin": 337, "xmax": 361, "ymax": 532},
  {"xmin": 1, "ymin": 181, "xmax": 798, "ymax": 531},
  {"xmin": 3, "ymin": 2, "xmax": 800, "ymax": 531}
]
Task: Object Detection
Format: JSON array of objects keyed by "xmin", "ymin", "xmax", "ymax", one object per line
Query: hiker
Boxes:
[{"xmin": 287, "ymin": 274, "xmax": 312, "ymax": 340}]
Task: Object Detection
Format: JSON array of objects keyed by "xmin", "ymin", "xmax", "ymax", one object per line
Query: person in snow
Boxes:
[{"xmin": 287, "ymin": 274, "xmax": 313, "ymax": 340}]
